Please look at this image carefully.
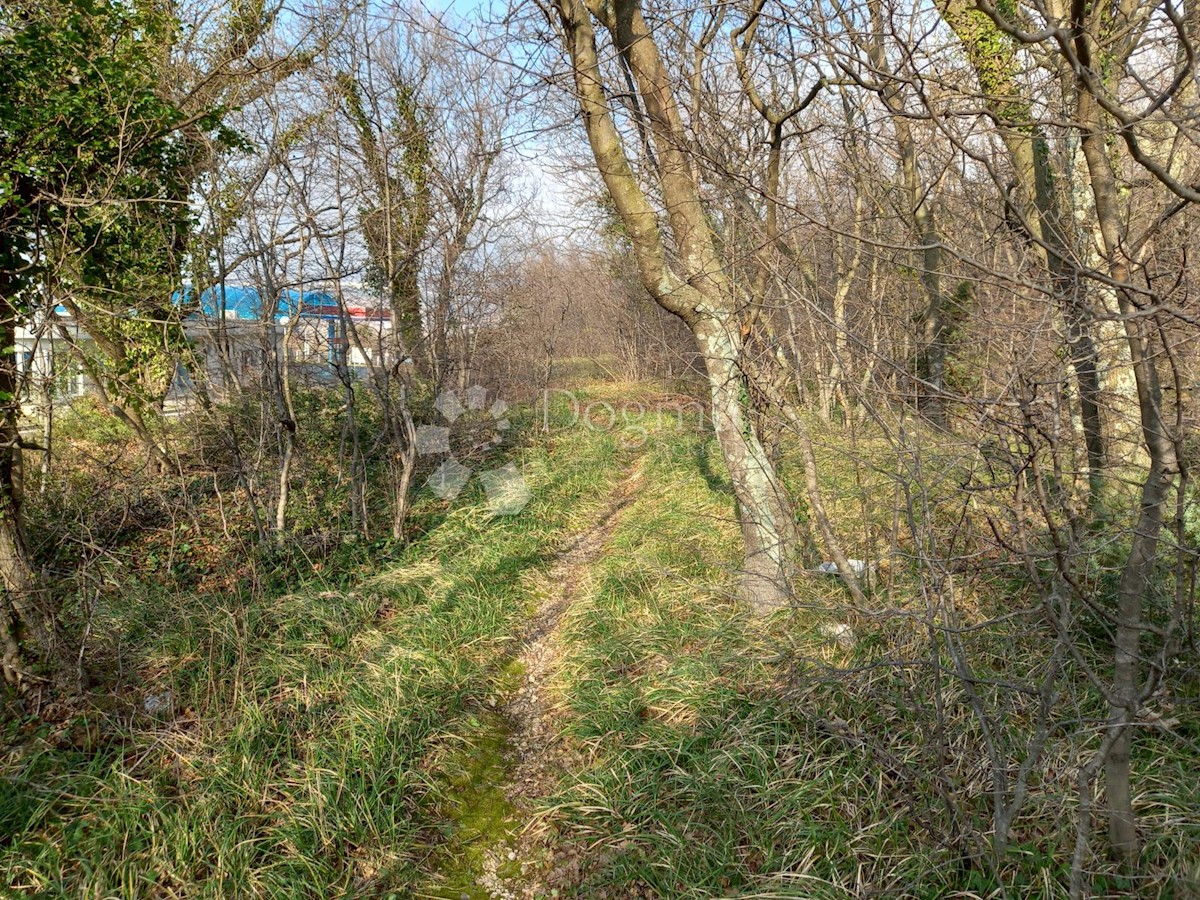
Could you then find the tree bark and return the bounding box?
[0,284,70,688]
[1076,82,1176,868]
[554,0,797,610]
[939,0,1106,488]
[863,0,947,426]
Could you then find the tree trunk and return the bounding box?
[1076,82,1177,867]
[274,426,295,539]
[272,306,300,541]
[696,322,798,610]
[390,398,417,541]
[883,83,946,426]
[939,0,1106,488]
[1002,122,1107,495]
[0,290,70,689]
[38,357,52,496]
[553,0,798,610]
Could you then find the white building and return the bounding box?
[14,286,393,411]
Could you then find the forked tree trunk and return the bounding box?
[552,0,797,610]
[940,0,1106,490]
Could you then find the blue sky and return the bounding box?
[418,0,490,17]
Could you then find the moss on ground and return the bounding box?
[0,397,625,898]
[3,383,1197,898]
[420,711,519,900]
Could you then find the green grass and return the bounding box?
[2,381,1197,898]
[541,429,944,897]
[0,405,625,898]
[536,417,1200,898]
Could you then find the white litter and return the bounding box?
[143,690,174,716]
[817,559,872,577]
[819,623,856,646]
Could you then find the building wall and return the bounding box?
[16,300,395,411]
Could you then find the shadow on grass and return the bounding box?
[693,435,733,497]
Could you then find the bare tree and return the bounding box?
[546,0,799,610]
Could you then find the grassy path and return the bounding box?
[5,386,1197,898]
[417,455,645,900]
[462,459,645,900]
[0,410,630,899]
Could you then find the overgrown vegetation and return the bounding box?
[543,417,1200,897]
[1,393,624,896]
[7,387,1195,896]
[3,0,1199,894]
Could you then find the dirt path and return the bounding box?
[473,459,645,900]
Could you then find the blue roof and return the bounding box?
[178,286,337,322]
[41,287,340,326]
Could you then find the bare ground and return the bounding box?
[476,459,645,900]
